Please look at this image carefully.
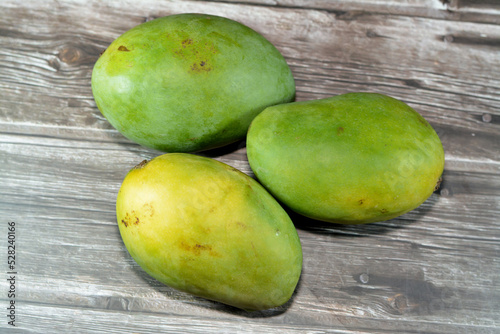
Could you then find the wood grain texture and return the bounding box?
[205,0,500,23]
[0,0,499,333]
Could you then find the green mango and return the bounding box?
[92,14,295,152]
[247,92,445,224]
[116,153,302,310]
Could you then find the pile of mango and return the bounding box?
[91,14,444,311]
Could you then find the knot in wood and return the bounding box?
[59,47,81,64]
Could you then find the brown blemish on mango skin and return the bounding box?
[134,160,149,169]
[191,60,212,72]
[180,241,220,257]
[434,176,443,192]
[235,221,248,229]
[120,211,140,227]
[118,45,131,52]
[173,37,215,72]
[120,204,154,228]
[181,38,193,47]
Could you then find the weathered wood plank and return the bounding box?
[14,302,499,334]
[0,0,499,333]
[0,131,498,332]
[201,0,500,23]
[1,0,499,171]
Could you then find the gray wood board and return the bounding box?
[0,0,499,333]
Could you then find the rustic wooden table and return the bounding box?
[1,0,499,333]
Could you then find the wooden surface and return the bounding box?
[1,0,499,333]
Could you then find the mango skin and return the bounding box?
[247,93,445,224]
[116,153,302,310]
[92,13,295,152]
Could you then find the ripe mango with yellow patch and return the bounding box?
[116,153,302,310]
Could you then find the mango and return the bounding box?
[247,92,445,224]
[91,13,295,152]
[116,153,302,310]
